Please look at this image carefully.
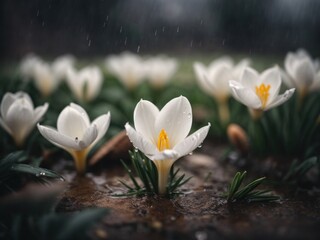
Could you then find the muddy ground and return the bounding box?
[55,141,320,240]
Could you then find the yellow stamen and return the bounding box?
[255,84,271,109]
[157,129,170,151]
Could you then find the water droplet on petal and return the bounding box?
[188,152,193,156]
[187,113,192,119]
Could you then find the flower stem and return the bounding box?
[249,108,263,121]
[154,160,173,195]
[71,149,88,175]
[217,99,230,124]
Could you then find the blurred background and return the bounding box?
[1,0,320,60]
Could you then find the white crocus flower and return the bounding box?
[37,103,110,174]
[20,54,42,81]
[284,49,320,99]
[66,66,103,102]
[0,92,48,146]
[125,96,210,195]
[194,57,250,123]
[33,61,61,97]
[20,55,75,97]
[52,55,75,80]
[145,56,178,89]
[229,67,295,119]
[105,52,146,90]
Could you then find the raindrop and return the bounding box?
[40,172,46,176]
[176,26,180,33]
[134,148,139,153]
[170,216,176,221]
[162,26,165,32]
[42,21,45,27]
[124,37,127,45]
[35,173,40,177]
[36,10,40,16]
[154,30,158,36]
[88,40,91,47]
[188,152,193,156]
[190,40,193,47]
[75,137,79,143]
[137,45,140,53]
[198,144,202,148]
[119,26,123,33]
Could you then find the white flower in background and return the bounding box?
[37,103,110,174]
[229,67,295,119]
[20,54,75,97]
[105,52,146,90]
[0,92,48,146]
[125,96,210,195]
[52,55,75,80]
[145,56,178,89]
[33,61,61,97]
[194,57,250,123]
[284,49,320,98]
[20,54,42,81]
[194,57,250,102]
[66,66,103,102]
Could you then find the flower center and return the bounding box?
[157,129,170,151]
[255,84,271,109]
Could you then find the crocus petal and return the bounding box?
[173,123,210,158]
[5,102,33,135]
[229,80,262,109]
[37,124,81,150]
[0,117,12,134]
[264,88,295,110]
[260,66,281,103]
[125,123,158,157]
[69,103,90,124]
[134,100,159,144]
[78,124,98,149]
[293,58,316,88]
[193,62,212,95]
[1,93,16,117]
[150,149,180,161]
[57,104,90,139]
[155,96,192,147]
[86,67,102,100]
[33,103,49,123]
[284,53,296,79]
[91,112,111,145]
[241,67,259,89]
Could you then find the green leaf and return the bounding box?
[11,164,63,179]
[38,208,108,240]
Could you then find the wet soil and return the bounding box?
[56,142,320,240]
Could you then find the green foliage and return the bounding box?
[0,151,63,195]
[283,156,319,182]
[248,93,320,158]
[226,171,279,203]
[0,183,108,240]
[118,150,191,197]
